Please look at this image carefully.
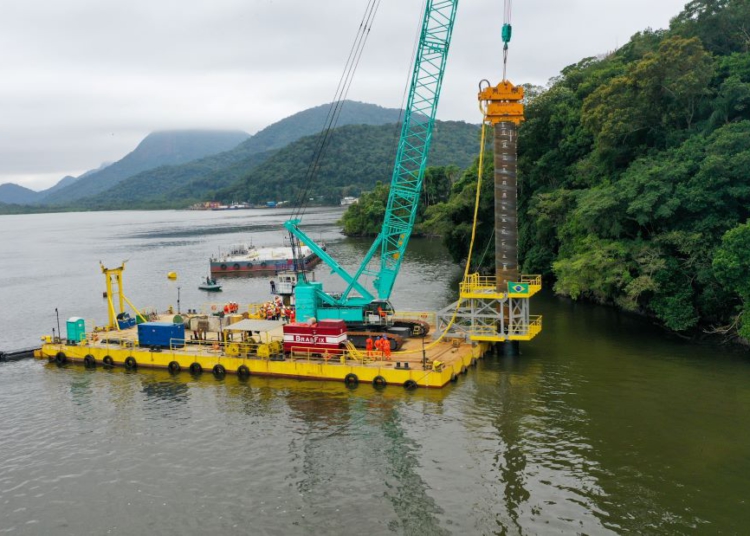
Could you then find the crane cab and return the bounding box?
[364,300,395,326]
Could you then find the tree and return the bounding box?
[713,221,750,337]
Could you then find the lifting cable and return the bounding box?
[390,0,428,174]
[392,120,490,354]
[476,228,495,269]
[502,0,513,81]
[292,0,383,220]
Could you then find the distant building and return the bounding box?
[340,196,359,206]
[189,201,222,210]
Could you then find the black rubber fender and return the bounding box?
[124,356,137,370]
[372,375,387,388]
[220,264,227,271]
[237,365,250,378]
[103,355,114,367]
[344,373,359,386]
[189,362,202,375]
[54,352,67,365]
[450,373,458,382]
[461,366,468,375]
[403,379,418,390]
[83,355,96,368]
[168,361,181,374]
[213,364,226,378]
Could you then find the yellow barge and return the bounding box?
[36,313,489,389]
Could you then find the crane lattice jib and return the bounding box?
[374,0,458,299]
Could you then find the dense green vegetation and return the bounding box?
[220,121,479,206]
[517,0,750,336]
[340,165,460,236]
[77,149,276,209]
[345,0,750,340]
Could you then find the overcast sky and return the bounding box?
[1,0,689,191]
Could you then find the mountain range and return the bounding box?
[0,161,110,205]
[40,130,251,205]
[0,101,478,212]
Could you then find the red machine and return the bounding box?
[283,320,347,356]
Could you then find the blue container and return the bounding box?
[117,312,136,330]
[137,322,185,348]
[66,317,86,342]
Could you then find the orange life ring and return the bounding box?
[212,342,220,351]
[211,304,217,311]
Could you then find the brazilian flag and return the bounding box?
[508,282,529,294]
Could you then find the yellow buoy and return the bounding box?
[167,271,177,280]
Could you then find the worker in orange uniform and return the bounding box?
[366,335,374,357]
[383,337,392,360]
[379,335,388,359]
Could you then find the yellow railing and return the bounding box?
[509,315,543,337]
[469,325,499,338]
[467,315,543,341]
[459,273,497,295]
[460,273,542,296]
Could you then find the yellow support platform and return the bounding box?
[459,273,542,300]
[467,316,543,342]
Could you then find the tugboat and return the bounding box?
[198,276,222,292]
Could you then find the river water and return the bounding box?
[1,209,749,534]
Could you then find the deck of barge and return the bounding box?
[36,314,489,389]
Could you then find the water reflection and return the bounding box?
[141,378,190,404]
[289,388,449,535]
[460,352,620,535]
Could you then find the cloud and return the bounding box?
[0,0,688,190]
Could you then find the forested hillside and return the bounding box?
[220,120,479,205]
[517,0,750,337]
[79,120,477,209]
[77,148,276,209]
[347,0,750,340]
[237,100,403,154]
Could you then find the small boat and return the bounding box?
[199,276,222,292]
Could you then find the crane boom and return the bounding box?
[372,0,459,298]
[285,0,459,323]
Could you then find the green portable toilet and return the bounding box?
[66,317,86,342]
